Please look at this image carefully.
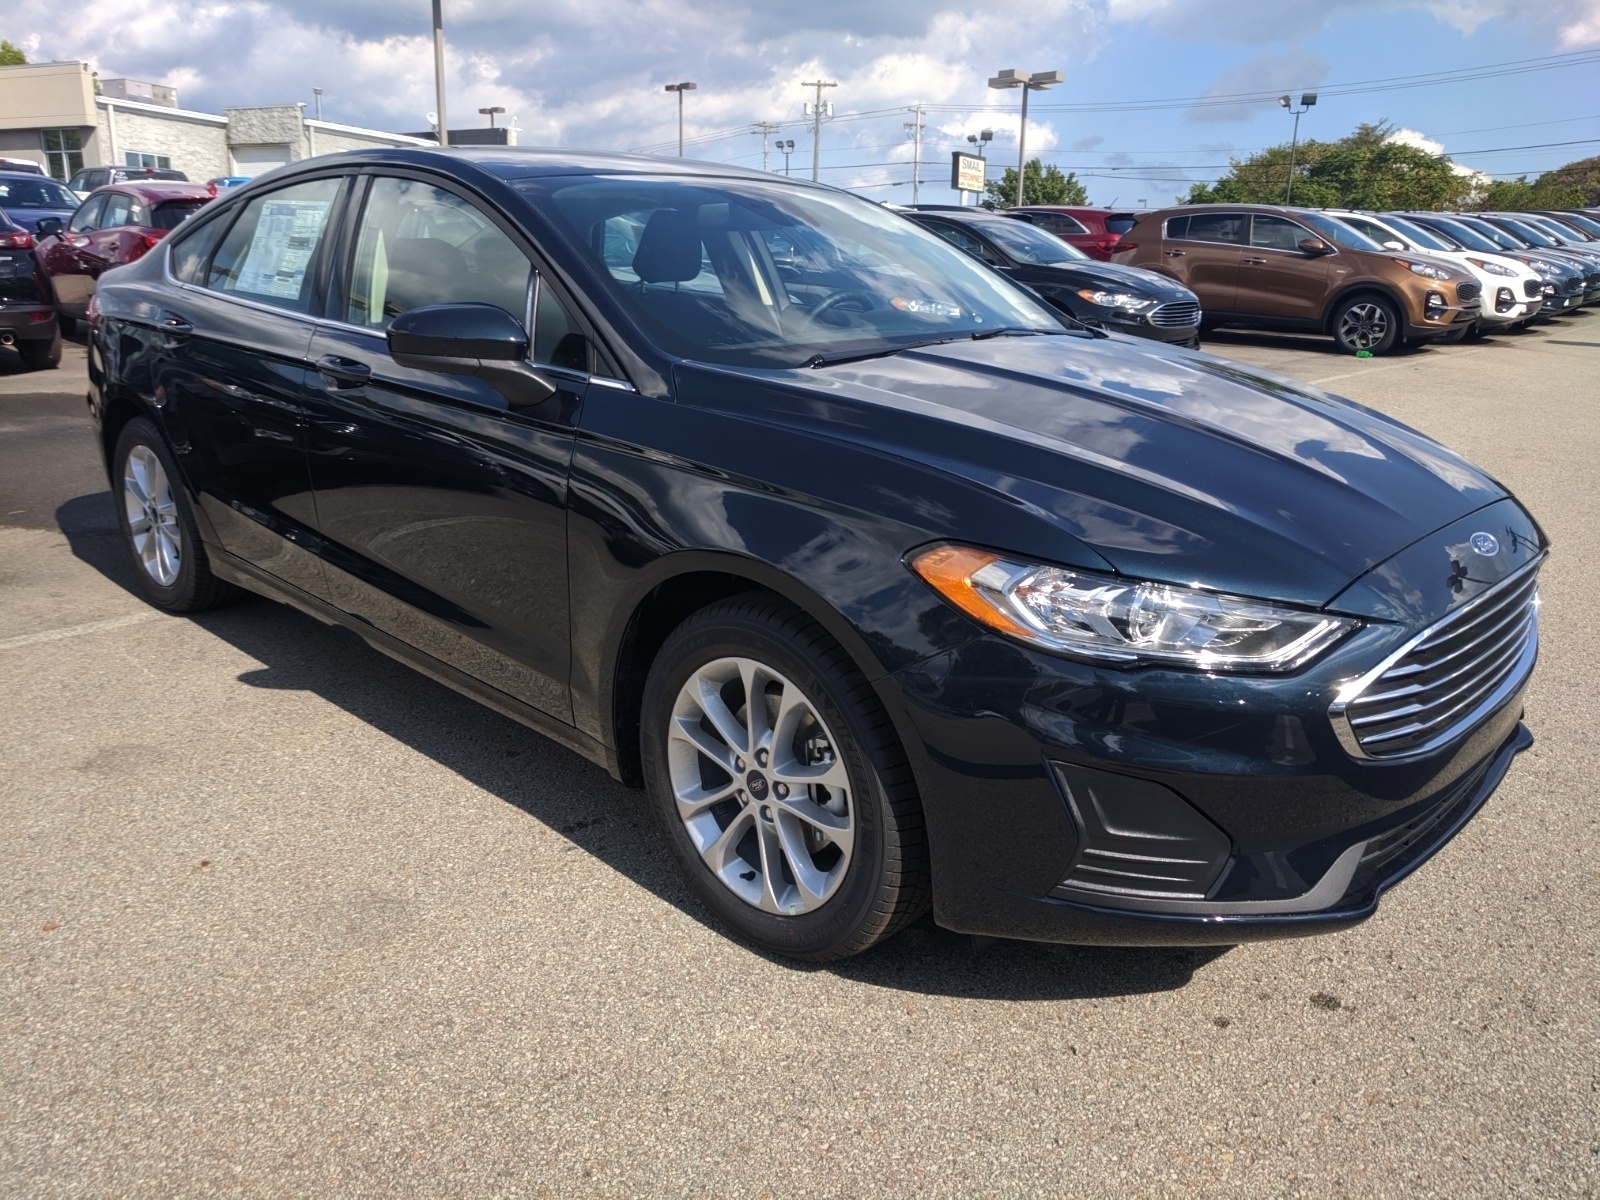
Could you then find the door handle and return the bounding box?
[158,314,193,345]
[1163,249,1186,257]
[1243,256,1267,265]
[317,355,373,388]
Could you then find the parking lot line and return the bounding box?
[0,611,160,652]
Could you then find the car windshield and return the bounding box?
[1521,215,1585,244]
[1419,217,1499,253]
[529,175,1063,368]
[1453,217,1524,251]
[0,176,79,209]
[981,218,1087,263]
[1554,212,1600,238]
[1379,215,1455,252]
[1493,217,1558,248]
[1298,211,1383,252]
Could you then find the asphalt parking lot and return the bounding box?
[3,320,1597,1197]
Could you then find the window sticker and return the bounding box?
[234,200,331,300]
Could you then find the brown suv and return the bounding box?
[1114,204,1481,354]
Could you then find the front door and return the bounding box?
[40,193,105,313]
[1239,214,1329,321]
[302,173,586,720]
[151,174,348,597]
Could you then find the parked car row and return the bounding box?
[0,168,215,367]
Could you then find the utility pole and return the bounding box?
[431,0,448,146]
[802,80,837,182]
[754,121,781,173]
[904,104,926,205]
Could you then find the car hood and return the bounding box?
[5,208,76,235]
[1021,258,1193,299]
[700,335,1506,609]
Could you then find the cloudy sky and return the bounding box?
[7,0,1599,203]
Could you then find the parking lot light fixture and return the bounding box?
[664,82,697,157]
[478,105,506,129]
[1280,91,1317,203]
[988,69,1063,208]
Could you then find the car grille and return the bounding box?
[1587,272,1600,290]
[1456,281,1482,304]
[1523,279,1542,298]
[1330,562,1540,760]
[1563,276,1584,294]
[1149,301,1200,328]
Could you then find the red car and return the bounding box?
[35,182,212,332]
[1005,206,1140,262]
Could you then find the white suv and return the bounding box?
[1326,210,1540,336]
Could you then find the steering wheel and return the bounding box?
[798,289,877,328]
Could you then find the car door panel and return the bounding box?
[1240,215,1328,321]
[300,172,581,721]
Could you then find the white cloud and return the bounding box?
[1384,126,1444,154]
[1186,49,1330,122]
[1107,0,1600,46]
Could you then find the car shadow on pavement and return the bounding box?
[56,490,1227,1001]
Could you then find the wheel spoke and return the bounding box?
[776,792,850,840]
[753,818,789,913]
[674,777,738,820]
[700,806,753,872]
[770,755,850,792]
[670,714,738,775]
[694,675,750,758]
[773,812,835,907]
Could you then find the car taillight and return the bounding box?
[140,232,162,250]
[1113,240,1137,256]
[0,230,33,249]
[1094,234,1120,253]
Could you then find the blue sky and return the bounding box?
[8,0,1598,204]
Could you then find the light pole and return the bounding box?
[312,87,323,121]
[778,139,795,177]
[1279,92,1317,203]
[479,105,505,129]
[987,68,1063,208]
[431,0,448,146]
[964,128,993,205]
[664,82,697,157]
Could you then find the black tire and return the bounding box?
[112,417,243,612]
[640,593,929,961]
[16,325,62,371]
[1330,293,1401,355]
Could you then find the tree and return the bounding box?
[984,159,1088,209]
[1537,155,1600,206]
[0,40,27,66]
[1469,157,1597,210]
[1182,120,1471,210]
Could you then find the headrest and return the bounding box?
[631,209,703,284]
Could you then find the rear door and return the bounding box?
[41,193,105,312]
[1163,212,1245,310]
[151,174,348,596]
[1239,214,1328,321]
[301,172,591,720]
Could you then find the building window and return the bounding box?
[41,129,85,182]
[124,151,173,170]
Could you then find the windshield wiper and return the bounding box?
[803,336,964,369]
[970,325,1063,340]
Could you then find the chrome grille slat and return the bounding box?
[1329,559,1541,760]
[1149,301,1200,328]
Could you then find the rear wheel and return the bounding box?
[640,594,928,961]
[1331,294,1400,355]
[112,417,242,612]
[16,325,62,371]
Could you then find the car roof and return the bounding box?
[903,208,1010,225]
[0,169,66,183]
[91,182,214,203]
[286,145,794,185]
[1012,205,1133,216]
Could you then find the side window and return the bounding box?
[1164,216,1189,240]
[67,195,106,234]
[67,171,89,192]
[532,278,590,371]
[101,193,133,228]
[926,222,990,260]
[206,176,341,314]
[347,176,532,328]
[1047,214,1089,236]
[168,215,230,285]
[1249,215,1309,252]
[1182,213,1247,245]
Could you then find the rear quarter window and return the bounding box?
[1104,216,1137,235]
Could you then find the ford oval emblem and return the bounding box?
[1470,532,1500,557]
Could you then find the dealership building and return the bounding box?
[0,60,446,182]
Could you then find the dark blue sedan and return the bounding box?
[0,171,80,237]
[82,149,1542,960]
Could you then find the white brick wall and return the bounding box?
[95,103,229,180]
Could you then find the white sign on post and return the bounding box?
[950,152,987,195]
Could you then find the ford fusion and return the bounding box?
[84,149,1543,960]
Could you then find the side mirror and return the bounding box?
[36,217,63,238]
[387,303,556,408]
[1297,237,1332,256]
[1382,240,1405,251]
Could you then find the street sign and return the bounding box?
[951,152,986,194]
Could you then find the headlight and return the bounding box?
[1397,258,1451,281]
[1466,256,1516,277]
[1076,288,1156,312]
[1525,257,1562,278]
[909,544,1358,672]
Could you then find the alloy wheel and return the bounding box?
[667,656,854,916]
[1338,302,1389,351]
[123,444,181,587]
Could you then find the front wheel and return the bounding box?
[640,594,929,961]
[1331,294,1400,355]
